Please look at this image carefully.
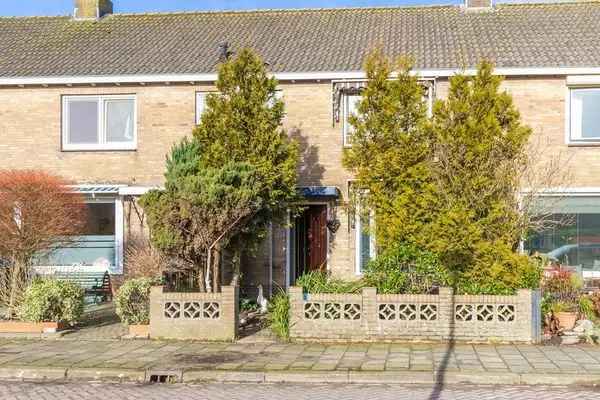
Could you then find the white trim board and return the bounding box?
[3,67,600,86]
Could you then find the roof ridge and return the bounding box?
[110,4,458,17]
[0,1,598,19]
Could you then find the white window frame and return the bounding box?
[566,86,600,145]
[62,94,137,151]
[343,94,360,147]
[340,80,434,148]
[524,187,600,279]
[195,91,210,125]
[82,196,124,274]
[355,201,376,276]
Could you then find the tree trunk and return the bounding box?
[5,258,27,320]
[212,246,221,293]
[230,248,241,287]
[196,262,206,293]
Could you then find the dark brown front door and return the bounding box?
[294,204,328,279]
[307,205,327,271]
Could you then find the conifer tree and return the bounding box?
[193,48,299,249]
[342,49,436,250]
[427,61,540,293]
[141,49,299,292]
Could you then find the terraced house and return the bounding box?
[1,0,600,295]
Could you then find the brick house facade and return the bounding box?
[1,0,600,296]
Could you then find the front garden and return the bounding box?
[0,49,597,345]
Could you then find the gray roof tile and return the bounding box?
[0,2,599,77]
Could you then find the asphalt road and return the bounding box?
[0,382,598,400]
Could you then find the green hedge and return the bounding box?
[115,278,154,325]
[18,279,85,324]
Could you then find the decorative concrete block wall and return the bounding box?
[289,287,541,343]
[149,286,238,341]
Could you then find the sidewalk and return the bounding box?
[0,339,599,386]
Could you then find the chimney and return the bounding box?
[464,0,494,10]
[73,0,113,20]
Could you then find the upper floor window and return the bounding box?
[195,92,208,125]
[62,95,136,151]
[343,95,361,147]
[569,88,600,143]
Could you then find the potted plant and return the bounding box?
[542,270,584,331]
[115,278,154,338]
[550,301,578,330]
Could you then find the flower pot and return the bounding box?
[129,324,150,338]
[555,312,578,330]
[0,321,64,333]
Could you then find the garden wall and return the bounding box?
[149,285,238,341]
[289,287,541,343]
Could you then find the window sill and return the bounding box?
[567,141,600,147]
[62,145,137,152]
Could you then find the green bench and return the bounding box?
[53,271,113,303]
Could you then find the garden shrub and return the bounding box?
[363,244,450,294]
[590,292,600,318]
[542,270,581,303]
[267,290,290,340]
[455,243,543,295]
[296,271,364,294]
[541,270,583,313]
[115,278,154,325]
[18,279,84,324]
[578,296,596,320]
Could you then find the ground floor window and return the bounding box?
[36,195,123,273]
[525,195,600,275]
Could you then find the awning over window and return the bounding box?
[332,79,435,125]
[299,186,340,199]
[70,185,123,195]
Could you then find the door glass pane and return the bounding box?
[68,99,98,144]
[105,99,134,143]
[572,89,600,139]
[359,214,372,271]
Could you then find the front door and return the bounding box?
[293,204,328,280]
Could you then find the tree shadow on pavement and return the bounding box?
[428,284,456,400]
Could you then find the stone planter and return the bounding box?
[555,312,578,330]
[128,324,150,338]
[0,321,64,334]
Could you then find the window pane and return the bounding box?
[526,196,600,271]
[359,214,372,271]
[196,92,207,124]
[105,99,134,143]
[572,89,600,140]
[68,100,98,144]
[344,95,360,145]
[83,203,115,235]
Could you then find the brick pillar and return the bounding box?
[516,289,537,343]
[148,286,164,339]
[361,287,377,337]
[438,287,454,341]
[288,286,304,338]
[221,285,239,340]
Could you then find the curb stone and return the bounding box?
[265,371,349,384]
[0,367,67,380]
[67,368,146,383]
[0,366,597,386]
